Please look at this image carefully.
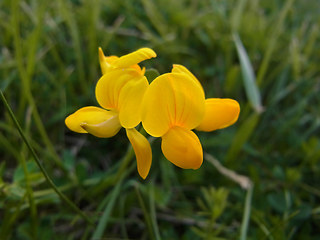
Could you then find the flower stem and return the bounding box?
[0,90,93,225]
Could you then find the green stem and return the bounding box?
[20,154,38,239]
[149,183,161,240]
[87,146,134,198]
[135,184,156,240]
[0,90,93,225]
[240,184,254,240]
[11,0,65,171]
[91,141,138,239]
[114,146,135,181]
[91,176,124,240]
[0,193,27,240]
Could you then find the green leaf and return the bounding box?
[226,113,260,163]
[62,150,75,172]
[294,204,312,221]
[13,161,38,184]
[233,33,263,113]
[267,192,286,213]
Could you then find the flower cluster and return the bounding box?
[65,48,240,179]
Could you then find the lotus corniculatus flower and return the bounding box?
[65,48,157,179]
[141,64,240,170]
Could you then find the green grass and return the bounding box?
[1,0,320,239]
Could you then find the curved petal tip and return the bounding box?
[196,98,240,132]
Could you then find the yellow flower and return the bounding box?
[99,47,154,75]
[141,64,240,170]
[65,48,157,179]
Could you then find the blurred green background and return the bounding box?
[1,0,320,239]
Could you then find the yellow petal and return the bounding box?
[105,56,119,65]
[196,98,240,132]
[99,47,108,74]
[95,68,142,111]
[126,128,152,179]
[112,48,157,69]
[171,64,204,93]
[65,107,121,137]
[99,47,119,75]
[128,63,144,74]
[80,118,121,138]
[118,76,149,128]
[141,73,205,137]
[161,126,203,169]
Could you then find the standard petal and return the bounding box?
[161,127,203,169]
[141,73,205,137]
[118,76,149,128]
[171,64,204,93]
[126,128,152,179]
[95,68,142,111]
[65,106,121,137]
[196,98,240,132]
[112,48,157,69]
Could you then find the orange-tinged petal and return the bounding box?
[126,128,152,179]
[118,76,149,128]
[196,98,240,132]
[65,107,121,137]
[128,64,144,74]
[141,73,205,137]
[161,126,203,169]
[95,68,142,111]
[112,48,157,69]
[172,64,204,93]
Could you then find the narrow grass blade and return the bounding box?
[85,0,101,81]
[230,0,248,31]
[0,193,27,239]
[91,179,123,240]
[135,183,157,240]
[256,0,295,85]
[149,184,161,240]
[91,146,137,239]
[11,0,64,170]
[20,155,38,239]
[0,90,93,225]
[226,112,260,163]
[141,0,168,37]
[57,0,86,93]
[240,184,254,240]
[233,33,263,113]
